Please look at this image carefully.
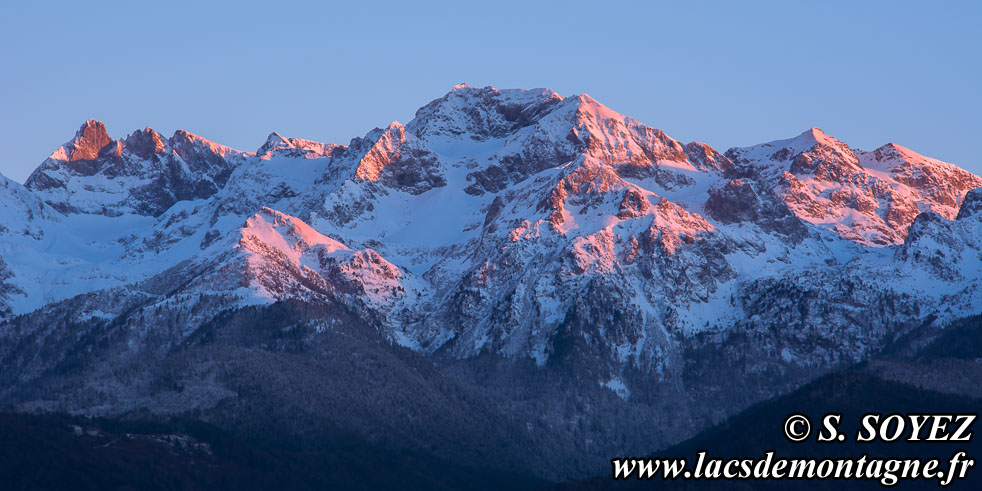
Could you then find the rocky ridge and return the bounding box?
[0,85,980,479]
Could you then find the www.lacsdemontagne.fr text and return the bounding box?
[612,450,973,486]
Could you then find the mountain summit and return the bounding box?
[0,85,980,480]
[24,121,248,216]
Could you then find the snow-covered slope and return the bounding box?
[1,85,980,396]
[0,171,54,240]
[0,172,58,316]
[2,86,982,480]
[0,172,159,317]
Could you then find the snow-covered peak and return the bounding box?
[569,93,625,121]
[408,85,564,140]
[3,86,982,387]
[725,126,981,246]
[121,127,169,159]
[563,94,694,170]
[256,132,344,160]
[169,129,247,160]
[860,141,976,179]
[337,121,447,195]
[353,122,407,182]
[24,122,249,217]
[774,127,840,152]
[729,126,858,174]
[684,142,734,172]
[405,86,724,179]
[261,132,290,149]
[383,86,731,198]
[868,142,917,165]
[797,127,836,147]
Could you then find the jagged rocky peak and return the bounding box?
[261,131,289,145]
[61,119,114,161]
[24,120,121,191]
[121,127,168,160]
[26,120,117,191]
[411,85,725,174]
[408,84,565,139]
[346,121,445,195]
[257,132,292,155]
[409,85,735,198]
[684,142,733,172]
[543,92,730,177]
[24,120,249,217]
[168,129,244,162]
[723,126,982,246]
[786,127,860,178]
[864,141,943,171]
[256,132,344,159]
[727,126,858,173]
[565,94,690,169]
[869,142,912,163]
[354,122,407,181]
[859,142,982,211]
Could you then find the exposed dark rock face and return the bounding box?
[684,141,733,172]
[121,127,168,160]
[956,187,982,220]
[617,189,650,219]
[705,178,808,240]
[347,123,447,195]
[705,179,760,223]
[65,119,114,162]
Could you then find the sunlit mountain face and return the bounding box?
[1,85,981,486]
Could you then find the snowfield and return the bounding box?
[1,84,981,389]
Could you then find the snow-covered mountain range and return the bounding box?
[1,85,980,478]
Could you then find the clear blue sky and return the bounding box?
[1,0,979,182]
